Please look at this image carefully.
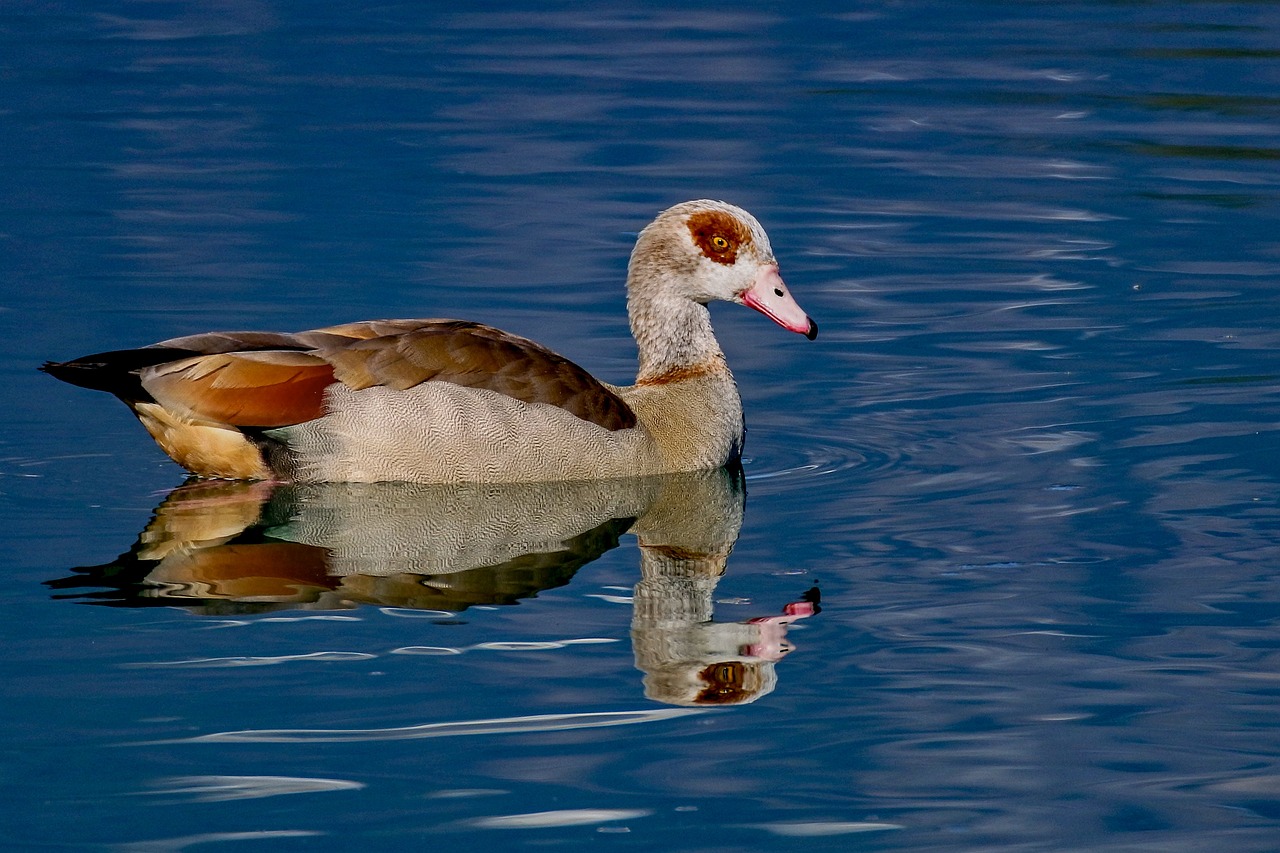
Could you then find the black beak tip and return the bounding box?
[805,318,818,341]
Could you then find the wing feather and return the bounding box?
[49,319,636,433]
[142,351,335,427]
[314,321,637,430]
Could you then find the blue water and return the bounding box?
[4,1,1280,850]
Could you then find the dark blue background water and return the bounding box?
[3,2,1279,850]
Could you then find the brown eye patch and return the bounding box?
[687,210,751,265]
[694,660,750,705]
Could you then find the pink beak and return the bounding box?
[740,265,818,340]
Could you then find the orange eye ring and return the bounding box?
[710,235,731,251]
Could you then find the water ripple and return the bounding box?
[743,820,904,837]
[467,808,652,829]
[744,427,887,494]
[125,652,375,669]
[113,831,321,853]
[169,708,706,744]
[143,775,363,803]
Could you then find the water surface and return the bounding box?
[3,1,1279,850]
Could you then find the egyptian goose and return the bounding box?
[41,200,817,483]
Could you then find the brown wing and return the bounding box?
[141,351,336,427]
[48,319,636,433]
[312,320,637,431]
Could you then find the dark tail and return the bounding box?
[40,347,199,399]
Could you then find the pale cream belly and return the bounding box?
[270,382,664,484]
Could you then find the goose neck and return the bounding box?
[628,286,726,384]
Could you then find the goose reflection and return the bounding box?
[49,467,817,705]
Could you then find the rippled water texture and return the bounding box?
[3,2,1280,850]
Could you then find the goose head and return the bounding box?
[627,200,818,342]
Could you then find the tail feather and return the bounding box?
[39,346,200,399]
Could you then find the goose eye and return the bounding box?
[687,212,746,265]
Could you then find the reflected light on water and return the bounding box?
[143,775,364,803]
[743,820,904,837]
[173,708,707,745]
[111,831,322,853]
[466,808,652,829]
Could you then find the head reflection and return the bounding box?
[631,532,819,706]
